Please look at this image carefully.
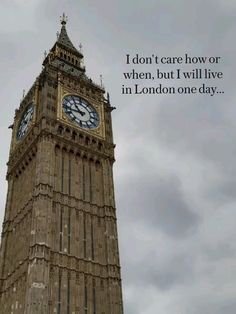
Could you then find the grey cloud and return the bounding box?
[129,250,195,291]
[118,173,200,238]
[206,178,236,206]
[186,298,236,314]
[203,242,236,261]
[147,254,195,290]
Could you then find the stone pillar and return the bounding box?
[25,136,55,314]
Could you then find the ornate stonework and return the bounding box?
[0,16,123,314]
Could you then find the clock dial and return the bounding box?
[16,103,34,141]
[62,95,99,129]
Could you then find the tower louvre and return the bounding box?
[0,16,123,314]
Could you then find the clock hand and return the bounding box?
[64,104,84,116]
[77,109,85,116]
[73,103,86,116]
[69,106,86,116]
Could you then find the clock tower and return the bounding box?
[0,15,123,314]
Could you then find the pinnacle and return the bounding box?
[60,12,68,25]
[56,13,80,54]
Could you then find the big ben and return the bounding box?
[0,14,123,314]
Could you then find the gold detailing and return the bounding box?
[57,85,105,139]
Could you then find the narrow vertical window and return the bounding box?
[83,164,85,200]
[61,153,64,193]
[91,218,94,260]
[84,282,88,314]
[93,279,96,314]
[105,226,108,263]
[48,269,52,313]
[57,271,62,314]
[68,208,71,254]
[76,211,79,256]
[68,156,72,255]
[89,162,92,202]
[83,213,87,259]
[67,273,70,314]
[76,274,80,312]
[59,206,63,252]
[68,157,71,195]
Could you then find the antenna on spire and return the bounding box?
[60,13,68,25]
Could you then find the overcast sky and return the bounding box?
[1,1,236,313]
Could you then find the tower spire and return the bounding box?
[60,12,68,25]
[56,13,79,54]
[43,12,86,72]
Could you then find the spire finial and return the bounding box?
[60,13,68,25]
[100,75,104,88]
[79,43,83,53]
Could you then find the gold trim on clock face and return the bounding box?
[62,95,100,130]
[16,103,34,141]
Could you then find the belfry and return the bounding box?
[0,14,123,314]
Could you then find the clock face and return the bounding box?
[62,95,99,129]
[16,103,34,141]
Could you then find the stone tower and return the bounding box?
[0,14,123,314]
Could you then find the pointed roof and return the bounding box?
[42,14,104,93]
[55,13,83,57]
[57,24,78,53]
